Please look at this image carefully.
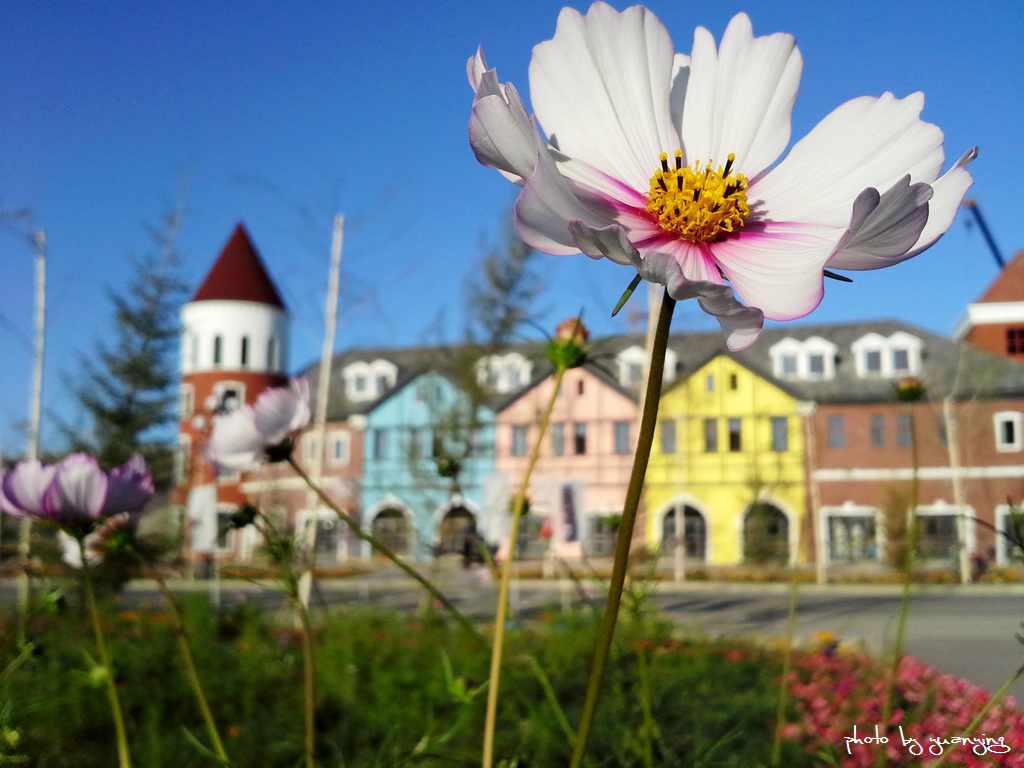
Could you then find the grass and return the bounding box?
[1,589,816,768]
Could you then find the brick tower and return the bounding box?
[176,223,289,565]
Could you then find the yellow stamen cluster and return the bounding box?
[646,150,749,240]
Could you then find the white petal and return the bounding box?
[529,2,680,192]
[514,148,618,256]
[1,460,56,515]
[754,92,944,227]
[629,246,764,349]
[903,147,976,259]
[254,378,311,445]
[567,220,638,265]
[205,407,265,472]
[468,49,544,183]
[826,176,932,269]
[681,13,802,177]
[712,225,837,321]
[45,454,107,520]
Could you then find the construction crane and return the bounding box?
[961,198,1005,269]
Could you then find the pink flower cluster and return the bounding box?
[781,649,1024,766]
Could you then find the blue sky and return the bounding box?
[1,0,1021,455]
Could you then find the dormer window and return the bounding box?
[616,345,678,387]
[344,359,398,402]
[892,348,910,373]
[865,350,882,374]
[852,332,922,379]
[769,336,837,380]
[474,353,533,394]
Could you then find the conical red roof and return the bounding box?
[190,223,286,309]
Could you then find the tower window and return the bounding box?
[240,337,249,368]
[213,335,223,366]
[267,337,278,370]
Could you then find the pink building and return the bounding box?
[495,362,638,557]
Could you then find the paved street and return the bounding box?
[5,569,1024,698]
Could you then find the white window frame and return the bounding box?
[328,430,351,465]
[994,411,1024,452]
[179,383,195,420]
[852,331,922,378]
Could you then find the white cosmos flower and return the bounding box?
[204,377,311,473]
[468,3,975,350]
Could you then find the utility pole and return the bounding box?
[299,214,344,609]
[17,229,46,620]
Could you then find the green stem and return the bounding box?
[80,541,133,768]
[148,567,230,765]
[294,586,317,768]
[482,365,566,768]
[931,663,1024,768]
[637,644,657,768]
[875,411,920,767]
[568,291,675,768]
[287,457,485,645]
[258,514,317,768]
[770,578,801,766]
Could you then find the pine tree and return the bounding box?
[65,206,188,491]
[464,216,540,352]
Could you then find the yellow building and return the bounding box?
[645,354,807,566]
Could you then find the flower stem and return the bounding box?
[482,365,566,768]
[568,291,675,768]
[80,541,133,768]
[770,577,801,766]
[875,411,920,768]
[148,566,230,765]
[286,457,485,645]
[258,512,317,768]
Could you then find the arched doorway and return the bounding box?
[661,506,707,562]
[371,508,411,556]
[743,501,789,564]
[436,505,476,556]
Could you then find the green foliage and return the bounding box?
[0,599,817,768]
[63,204,189,491]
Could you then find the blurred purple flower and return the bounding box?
[203,377,311,473]
[1,453,153,537]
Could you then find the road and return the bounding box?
[5,569,1024,698]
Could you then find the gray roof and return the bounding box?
[298,319,1024,421]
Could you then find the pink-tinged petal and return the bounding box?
[712,225,837,321]
[102,454,154,515]
[43,454,107,521]
[753,92,944,227]
[826,176,932,269]
[254,377,311,445]
[529,2,680,192]
[514,148,618,256]
[567,220,641,265]
[681,13,801,177]
[0,460,57,516]
[628,247,764,350]
[902,147,976,259]
[205,406,264,473]
[468,48,543,184]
